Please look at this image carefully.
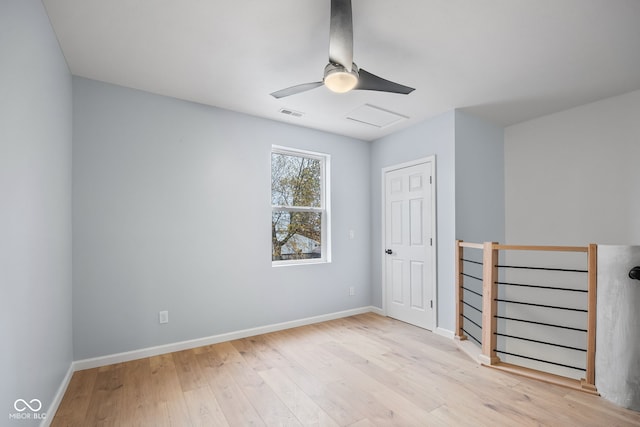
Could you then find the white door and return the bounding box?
[384,159,435,330]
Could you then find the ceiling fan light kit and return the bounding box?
[324,62,359,93]
[270,0,415,98]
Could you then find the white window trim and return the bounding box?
[271,145,331,266]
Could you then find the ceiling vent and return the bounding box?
[346,104,408,128]
[279,108,304,118]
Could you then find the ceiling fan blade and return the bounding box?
[270,82,324,99]
[329,0,353,71]
[355,69,415,94]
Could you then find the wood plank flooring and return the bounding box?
[51,313,640,426]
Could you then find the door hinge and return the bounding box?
[430,238,433,246]
[430,176,432,184]
[430,300,433,309]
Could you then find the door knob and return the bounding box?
[385,249,393,255]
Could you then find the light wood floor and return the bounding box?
[51,313,640,426]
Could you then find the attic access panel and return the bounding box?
[346,104,408,128]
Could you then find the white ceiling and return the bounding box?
[42,0,640,141]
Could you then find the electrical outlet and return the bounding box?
[349,229,355,240]
[349,286,355,296]
[159,310,169,324]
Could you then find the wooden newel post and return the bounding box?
[582,243,598,393]
[479,242,500,365]
[455,240,466,341]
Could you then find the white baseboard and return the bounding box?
[73,306,378,371]
[41,363,74,427]
[369,306,385,316]
[456,338,483,364]
[434,326,455,339]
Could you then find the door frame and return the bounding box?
[381,156,437,330]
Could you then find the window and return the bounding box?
[271,146,330,265]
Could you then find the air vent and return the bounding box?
[279,108,304,118]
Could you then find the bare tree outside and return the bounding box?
[271,151,323,261]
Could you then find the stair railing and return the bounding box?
[455,240,598,394]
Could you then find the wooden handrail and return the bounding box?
[458,241,484,249]
[493,244,587,252]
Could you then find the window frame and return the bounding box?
[271,145,331,266]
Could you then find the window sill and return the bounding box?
[272,259,331,267]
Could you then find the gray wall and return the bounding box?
[72,77,371,359]
[370,111,505,334]
[370,111,456,332]
[0,0,73,423]
[454,111,505,244]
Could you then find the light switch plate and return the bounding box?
[159,310,169,324]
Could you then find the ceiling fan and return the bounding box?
[270,0,415,99]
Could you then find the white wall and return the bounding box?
[503,89,640,378]
[72,77,371,359]
[0,0,73,423]
[505,89,640,245]
[370,111,456,331]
